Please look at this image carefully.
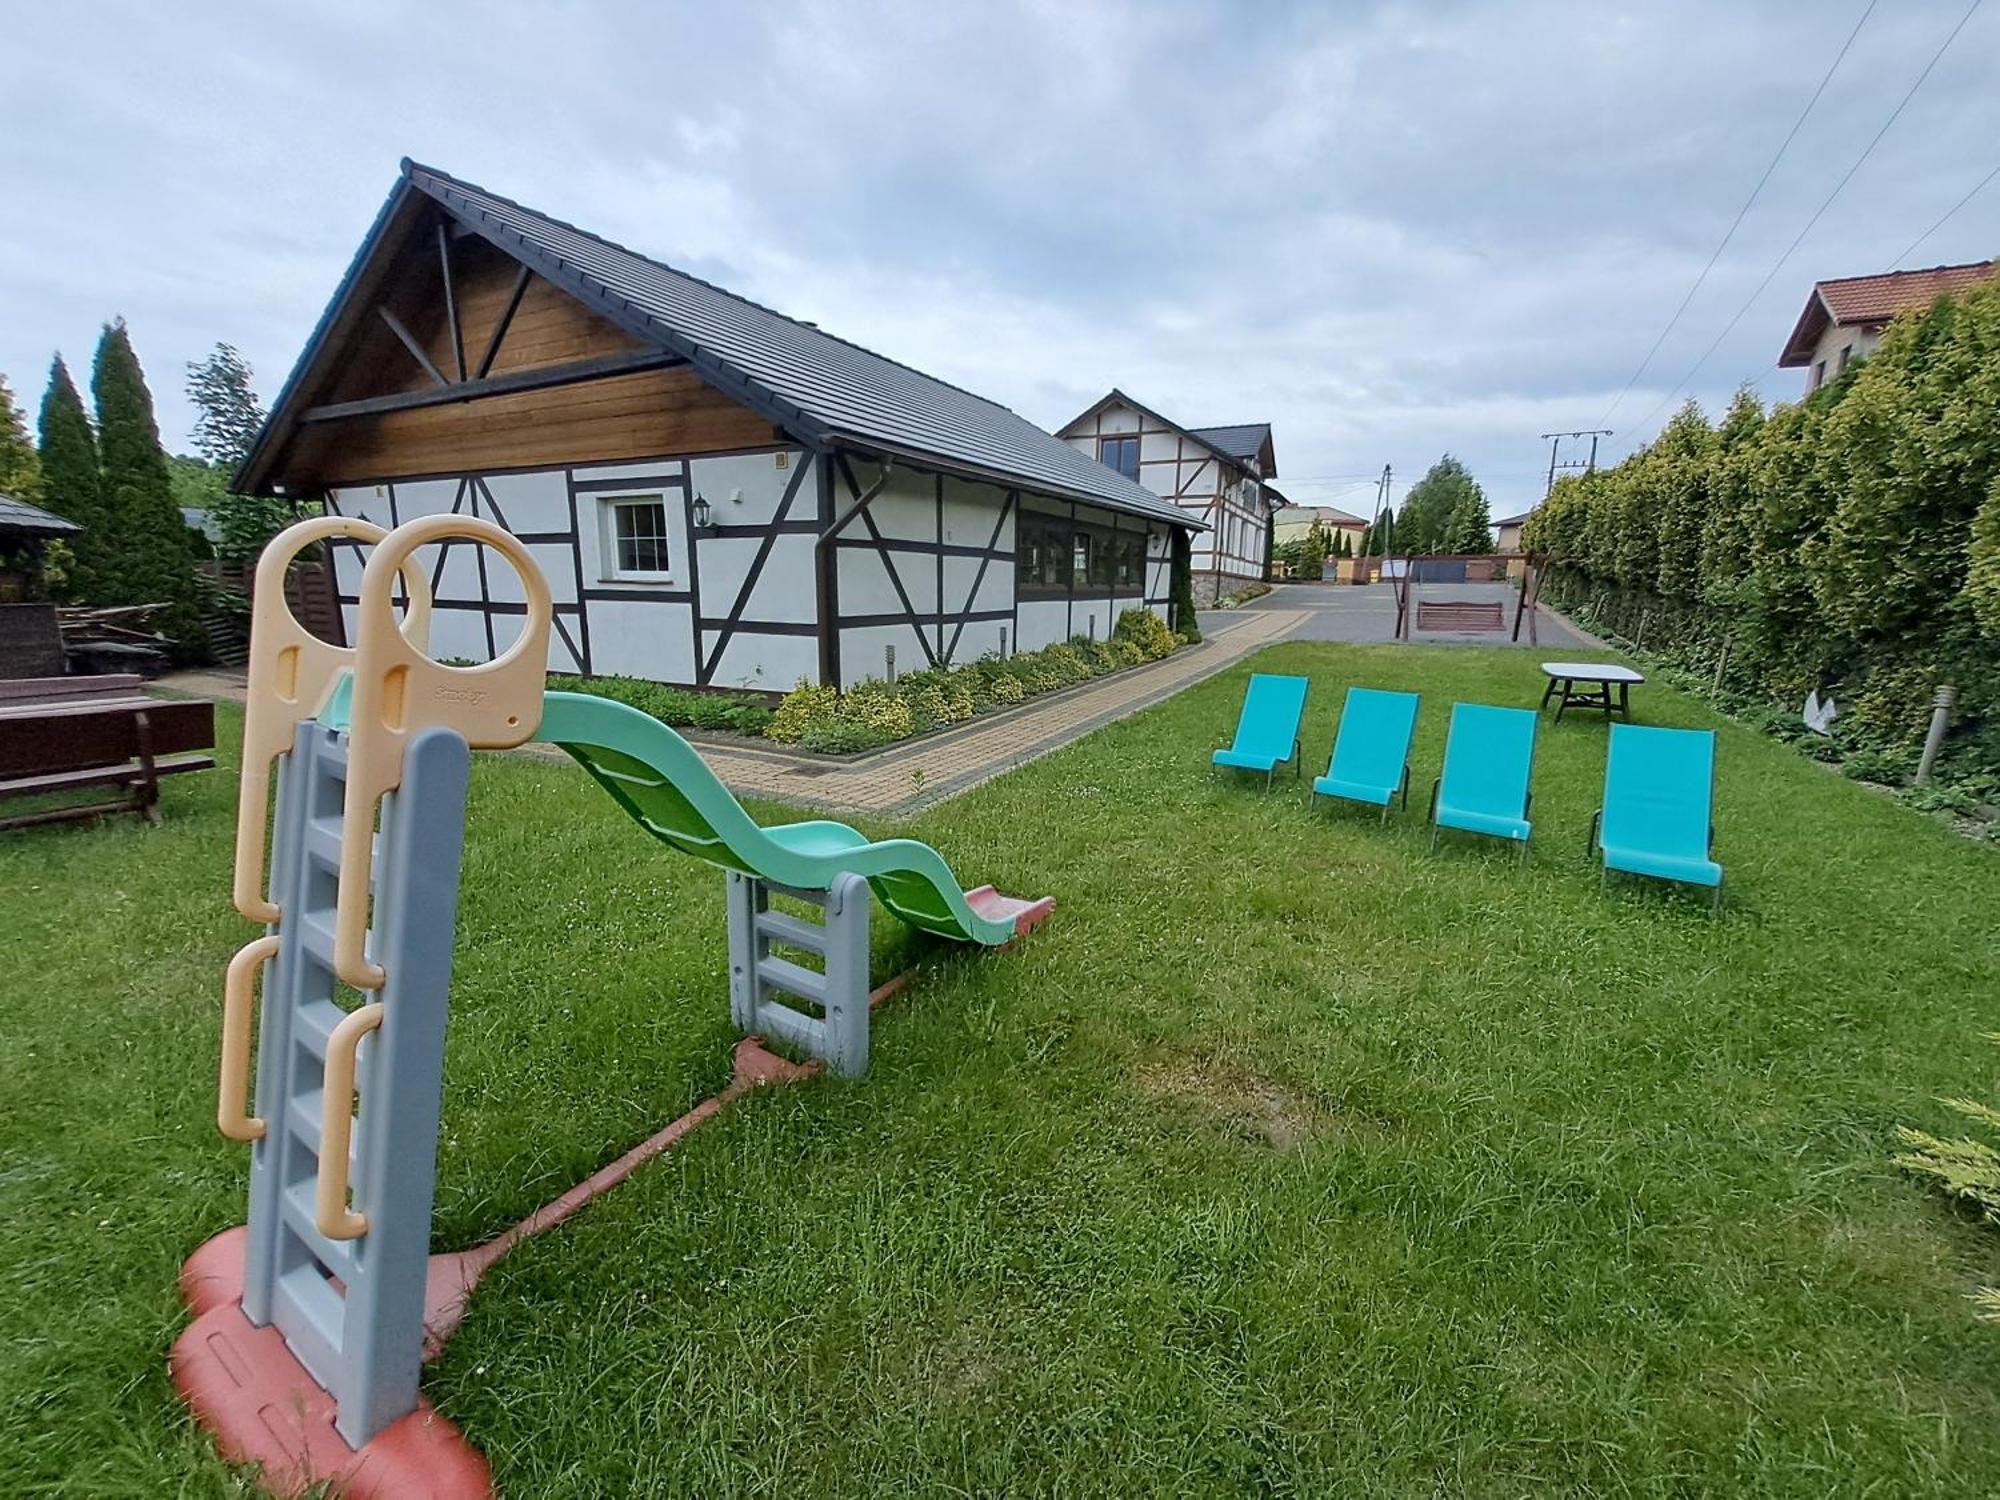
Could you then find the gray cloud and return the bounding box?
[4,0,1995,516]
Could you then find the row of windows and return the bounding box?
[594,494,1154,597]
[1018,513,1149,596]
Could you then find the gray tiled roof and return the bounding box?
[401,163,1199,530]
[1187,423,1272,464]
[0,493,81,537]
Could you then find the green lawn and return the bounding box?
[4,642,1999,1496]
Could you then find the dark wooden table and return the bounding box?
[0,675,215,829]
[1539,661,1644,721]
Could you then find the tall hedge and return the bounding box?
[1526,278,2000,772]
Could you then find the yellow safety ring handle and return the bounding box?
[234,516,433,924]
[218,936,280,1142]
[316,1002,384,1240]
[333,515,552,991]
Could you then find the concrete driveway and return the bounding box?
[1229,581,1596,648]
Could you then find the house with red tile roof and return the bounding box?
[1779,260,1996,391]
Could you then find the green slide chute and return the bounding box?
[536,692,1046,946]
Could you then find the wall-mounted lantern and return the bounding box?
[692,493,714,529]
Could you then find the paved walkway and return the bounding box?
[536,608,1303,815]
[156,610,1302,818]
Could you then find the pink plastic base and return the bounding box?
[964,885,1056,937]
[171,1293,490,1499]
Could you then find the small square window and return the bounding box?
[600,495,672,582]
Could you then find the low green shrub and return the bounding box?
[548,674,775,736]
[1113,607,1181,660]
[765,681,838,744]
[797,718,893,754]
[1841,746,1914,785]
[1897,1038,2000,1322]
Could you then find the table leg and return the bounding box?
[1540,677,1558,710]
[1555,680,1569,723]
[1619,681,1631,717]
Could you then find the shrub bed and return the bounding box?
[546,610,1186,754]
[767,607,1186,754]
[546,674,775,737]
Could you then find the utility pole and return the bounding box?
[1364,464,1392,562]
[1540,429,1612,496]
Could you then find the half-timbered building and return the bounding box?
[1055,391,1280,605]
[237,161,1199,692]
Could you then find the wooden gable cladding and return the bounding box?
[290,364,782,485]
[315,230,649,407]
[267,213,781,488]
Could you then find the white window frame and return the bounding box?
[596,493,674,585]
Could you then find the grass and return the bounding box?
[3,642,2000,1495]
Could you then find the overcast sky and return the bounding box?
[4,0,1996,520]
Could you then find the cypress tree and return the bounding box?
[0,376,41,502]
[1169,528,1201,641]
[91,320,200,647]
[37,356,110,598]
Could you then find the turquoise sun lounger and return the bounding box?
[1591,723,1723,906]
[1430,703,1537,855]
[1211,673,1309,786]
[1312,687,1419,821]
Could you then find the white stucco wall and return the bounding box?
[329,444,1177,695]
[327,447,817,692]
[1805,323,1880,390]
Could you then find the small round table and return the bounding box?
[1539,661,1644,721]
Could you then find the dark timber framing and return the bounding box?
[298,350,683,424]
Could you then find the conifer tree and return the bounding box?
[1445,488,1494,554]
[91,320,199,644]
[0,377,41,503]
[37,356,110,597]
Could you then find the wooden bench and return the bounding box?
[0,676,216,830]
[1416,599,1506,632]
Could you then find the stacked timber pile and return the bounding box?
[56,603,172,673]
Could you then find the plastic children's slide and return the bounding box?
[315,679,1044,945]
[178,514,1051,1498]
[535,690,1049,945]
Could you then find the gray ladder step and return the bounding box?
[753,906,827,955]
[755,953,827,1005]
[292,996,346,1061]
[304,818,379,879]
[295,913,377,977]
[281,1179,359,1283]
[314,736,348,779]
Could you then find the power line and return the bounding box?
[1895,158,2000,263]
[1598,0,1878,427]
[1626,0,1984,440]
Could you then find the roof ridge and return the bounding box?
[401,158,1016,417]
[1817,259,1996,286]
